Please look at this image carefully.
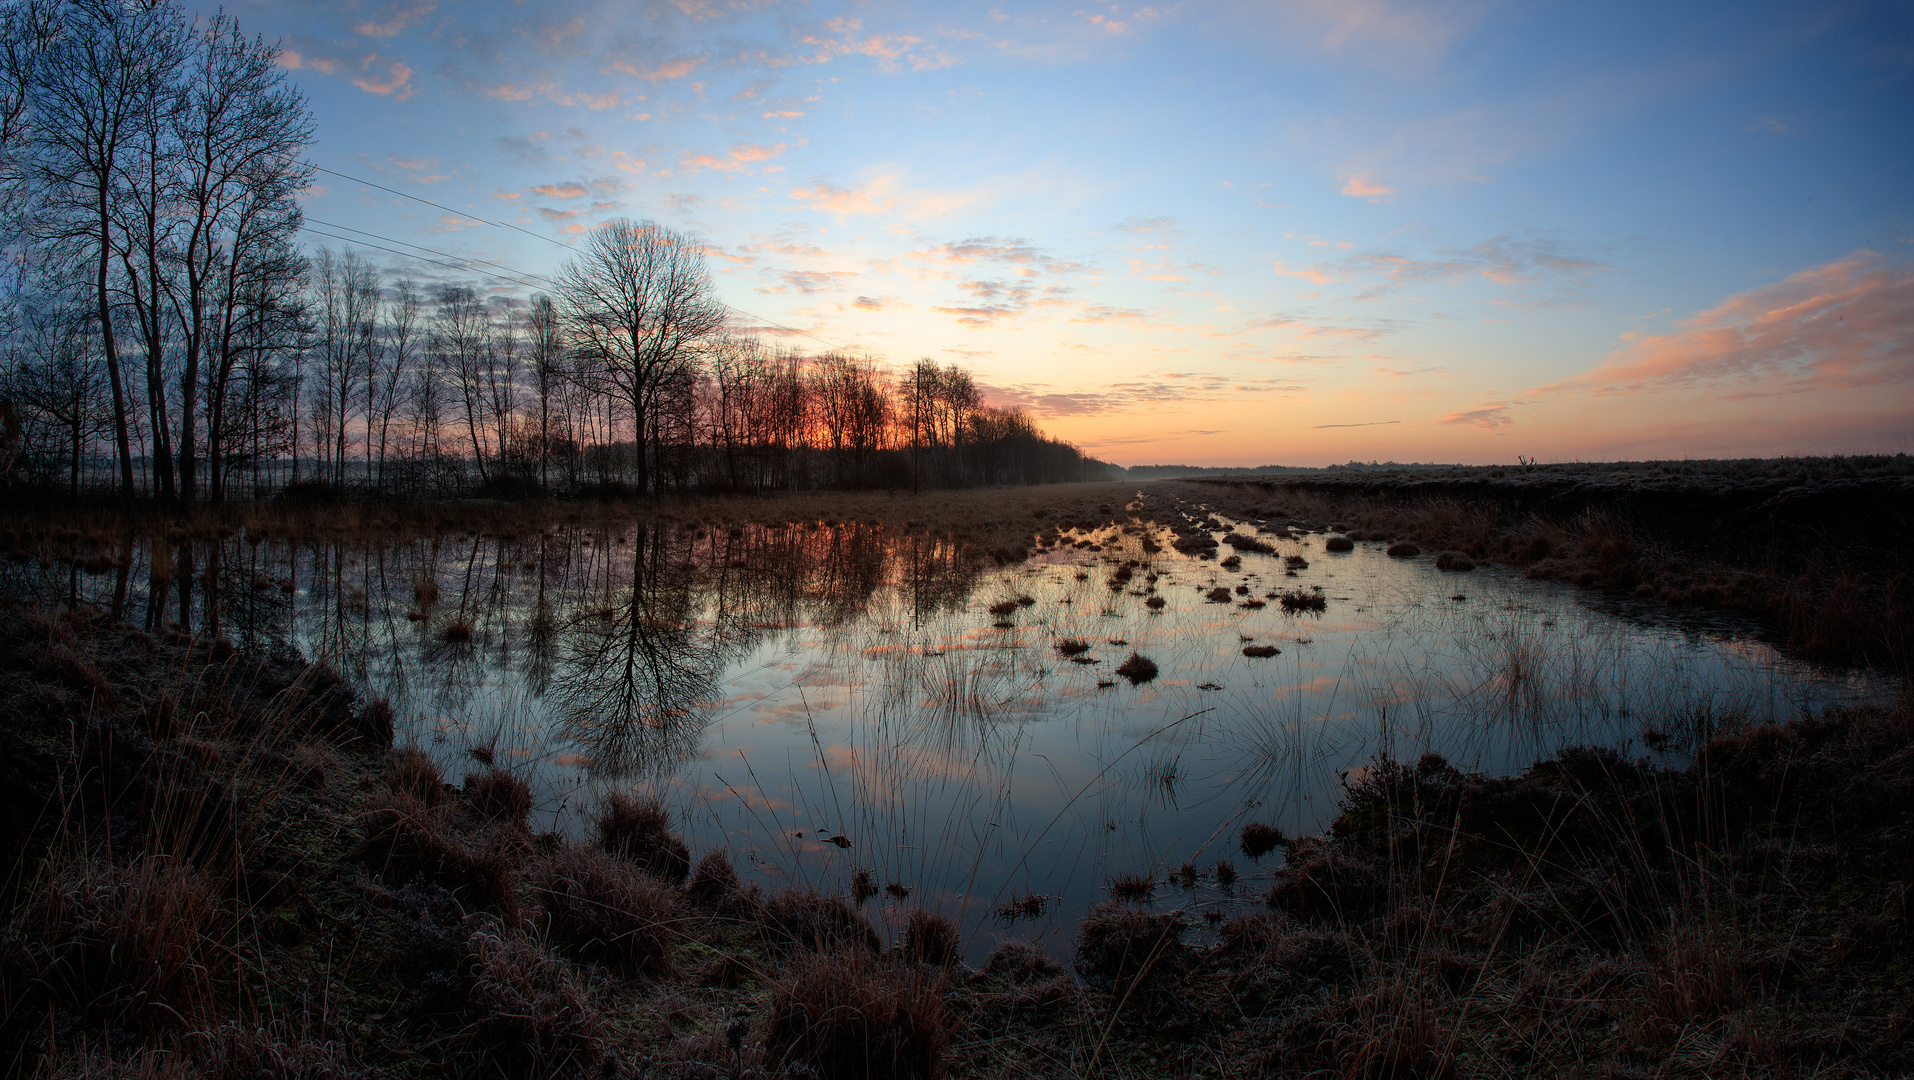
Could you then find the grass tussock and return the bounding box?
[1114,652,1159,685]
[766,951,954,1080]
[594,791,691,881]
[538,844,678,973]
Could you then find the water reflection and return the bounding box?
[7,513,1891,959]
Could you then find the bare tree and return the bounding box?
[370,277,420,491]
[556,218,726,495]
[167,13,313,504]
[30,0,189,495]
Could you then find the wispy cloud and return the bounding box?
[1546,250,1914,398]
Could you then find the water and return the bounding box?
[14,513,1889,960]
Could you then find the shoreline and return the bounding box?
[1,589,1908,1077]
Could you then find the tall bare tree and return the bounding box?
[556,218,726,495]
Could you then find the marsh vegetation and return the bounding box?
[1,479,1905,1077]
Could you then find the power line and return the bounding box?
[304,161,867,355]
[296,224,550,292]
[304,216,561,289]
[306,163,565,249]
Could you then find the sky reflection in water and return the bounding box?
[25,513,1888,959]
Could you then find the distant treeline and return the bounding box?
[0,1,1109,504]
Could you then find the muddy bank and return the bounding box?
[1164,459,1913,667]
[3,594,1910,1078]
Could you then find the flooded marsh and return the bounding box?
[9,503,1888,961]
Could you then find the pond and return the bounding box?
[12,498,1889,961]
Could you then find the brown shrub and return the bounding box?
[903,908,961,967]
[463,767,532,826]
[1240,821,1287,859]
[1279,589,1328,612]
[687,848,745,909]
[983,938,1064,983]
[763,886,881,953]
[1279,983,1453,1079]
[389,746,445,805]
[764,951,952,1080]
[1072,900,1189,994]
[1108,873,1157,901]
[37,853,226,1032]
[1114,652,1158,685]
[539,844,678,974]
[358,794,520,914]
[457,920,605,1078]
[594,792,690,881]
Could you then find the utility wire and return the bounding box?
[304,215,561,288]
[296,224,550,293]
[306,163,564,249]
[304,161,869,355]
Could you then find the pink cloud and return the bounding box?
[531,182,589,199]
[353,0,436,40]
[352,55,415,100]
[1339,172,1394,201]
[1554,250,1914,397]
[680,142,792,173]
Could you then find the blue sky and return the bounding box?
[233,0,1912,465]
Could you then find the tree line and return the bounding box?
[0,0,1111,504]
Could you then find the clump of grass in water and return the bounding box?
[1435,550,1476,571]
[1054,637,1091,657]
[1240,822,1287,859]
[1243,644,1281,657]
[1205,587,1233,603]
[1109,873,1157,901]
[1115,652,1158,684]
[1279,589,1328,612]
[1325,535,1355,552]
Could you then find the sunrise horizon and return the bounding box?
[245,0,1910,469]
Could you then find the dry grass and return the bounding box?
[538,844,679,974]
[1114,652,1158,685]
[34,853,226,1033]
[462,767,532,826]
[765,951,953,1080]
[594,791,691,881]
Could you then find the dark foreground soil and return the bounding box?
[1,587,1910,1080]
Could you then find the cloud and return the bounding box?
[788,172,989,221]
[1549,250,1914,397]
[1438,403,1514,429]
[279,50,338,75]
[1314,420,1402,428]
[352,54,416,100]
[530,182,588,199]
[353,0,436,40]
[764,269,856,294]
[851,295,890,310]
[1339,172,1394,201]
[377,155,447,184]
[680,142,793,173]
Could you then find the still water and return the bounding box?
[18,510,1888,958]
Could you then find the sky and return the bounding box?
[231,0,1912,466]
